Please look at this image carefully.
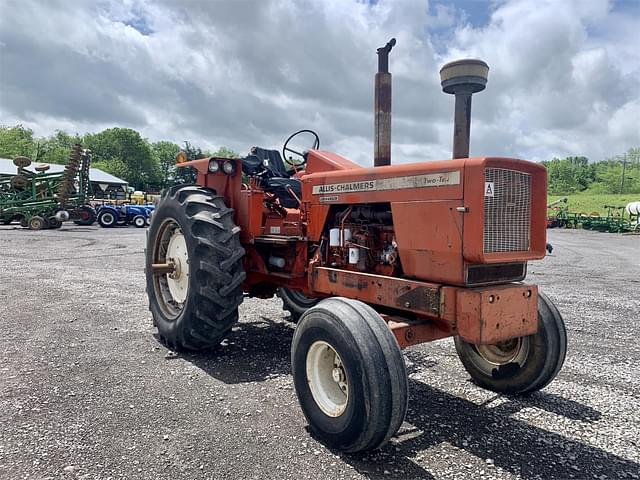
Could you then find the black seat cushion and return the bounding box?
[264,177,301,209]
[241,147,290,177]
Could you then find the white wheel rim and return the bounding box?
[471,337,531,375]
[103,213,114,224]
[136,217,144,226]
[165,229,189,304]
[306,341,348,417]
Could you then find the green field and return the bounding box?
[548,194,639,216]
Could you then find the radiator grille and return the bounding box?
[483,168,531,253]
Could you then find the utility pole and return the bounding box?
[620,154,629,194]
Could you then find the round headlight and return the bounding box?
[208,159,220,173]
[222,160,236,175]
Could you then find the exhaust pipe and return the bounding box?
[439,59,489,159]
[374,38,396,167]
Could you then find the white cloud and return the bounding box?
[0,0,637,164]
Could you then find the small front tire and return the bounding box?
[133,215,146,228]
[454,292,567,394]
[292,297,408,452]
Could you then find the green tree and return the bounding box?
[83,128,160,190]
[0,125,36,159]
[151,140,181,189]
[38,130,83,165]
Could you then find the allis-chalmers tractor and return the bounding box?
[145,40,566,453]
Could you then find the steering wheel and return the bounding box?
[282,129,320,168]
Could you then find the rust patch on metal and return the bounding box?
[395,286,440,313]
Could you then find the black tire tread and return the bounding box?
[278,287,321,322]
[146,185,245,351]
[292,297,408,453]
[454,291,567,394]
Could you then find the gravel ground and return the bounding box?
[0,225,639,480]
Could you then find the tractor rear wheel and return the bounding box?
[73,206,96,226]
[98,210,117,228]
[291,297,408,452]
[454,292,567,394]
[278,287,320,322]
[146,185,246,351]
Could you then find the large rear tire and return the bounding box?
[98,210,117,228]
[145,185,246,351]
[278,287,320,323]
[292,297,408,452]
[73,206,97,226]
[454,292,567,394]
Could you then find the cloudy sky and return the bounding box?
[0,0,639,165]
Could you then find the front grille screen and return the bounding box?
[483,168,531,253]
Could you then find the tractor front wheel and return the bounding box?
[291,297,408,452]
[278,287,320,322]
[133,215,146,228]
[454,292,567,394]
[145,185,246,351]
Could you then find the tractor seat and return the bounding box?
[241,147,301,208]
[241,147,291,178]
[264,177,301,209]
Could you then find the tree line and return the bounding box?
[542,149,639,195]
[1,124,638,195]
[0,125,237,191]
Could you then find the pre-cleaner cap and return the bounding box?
[440,59,489,94]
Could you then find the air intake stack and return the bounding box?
[439,59,489,159]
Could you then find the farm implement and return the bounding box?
[0,144,96,229]
[145,41,567,452]
[547,199,640,233]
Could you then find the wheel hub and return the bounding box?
[306,341,348,417]
[165,229,189,304]
[475,337,528,366]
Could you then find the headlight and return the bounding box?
[208,159,220,173]
[222,160,236,175]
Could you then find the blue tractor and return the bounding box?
[97,204,155,228]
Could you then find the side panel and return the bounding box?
[236,189,264,242]
[303,159,465,241]
[391,200,465,284]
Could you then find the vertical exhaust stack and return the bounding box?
[439,59,489,159]
[374,38,396,167]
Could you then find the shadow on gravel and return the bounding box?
[344,380,636,480]
[174,318,634,480]
[177,317,295,384]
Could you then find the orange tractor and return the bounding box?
[145,40,566,453]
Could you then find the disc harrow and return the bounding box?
[0,144,95,229]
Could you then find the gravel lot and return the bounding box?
[0,225,639,480]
